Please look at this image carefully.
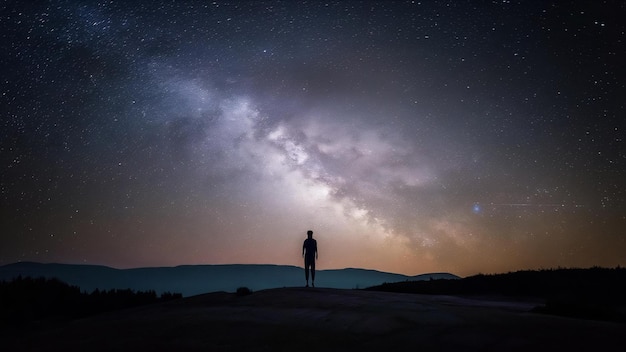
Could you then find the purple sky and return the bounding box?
[1,1,624,276]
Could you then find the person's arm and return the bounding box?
[303,241,306,257]
[315,241,318,260]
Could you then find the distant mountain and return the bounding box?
[0,262,459,297]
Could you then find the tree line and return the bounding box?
[0,276,182,326]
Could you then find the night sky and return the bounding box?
[1,1,625,277]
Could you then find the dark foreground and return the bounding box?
[4,287,625,351]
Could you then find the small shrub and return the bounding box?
[236,287,253,296]
[160,292,183,301]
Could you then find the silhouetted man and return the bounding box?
[302,230,318,287]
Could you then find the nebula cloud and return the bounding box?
[1,1,624,276]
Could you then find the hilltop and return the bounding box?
[2,287,624,351]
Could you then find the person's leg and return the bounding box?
[304,259,310,286]
[311,260,315,287]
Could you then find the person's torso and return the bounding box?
[304,238,316,255]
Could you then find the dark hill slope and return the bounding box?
[367,267,626,322]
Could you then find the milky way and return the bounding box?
[1,1,625,276]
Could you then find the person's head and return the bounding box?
[307,230,313,238]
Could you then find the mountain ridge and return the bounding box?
[0,262,459,296]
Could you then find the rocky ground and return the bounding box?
[4,287,625,351]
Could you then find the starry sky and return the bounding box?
[1,1,625,277]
